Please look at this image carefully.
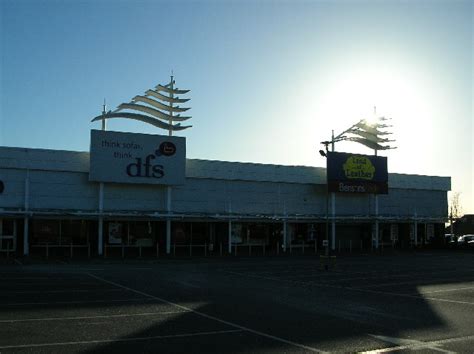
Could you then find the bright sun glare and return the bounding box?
[312,64,434,142]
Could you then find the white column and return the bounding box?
[23,170,30,256]
[413,210,418,247]
[166,220,171,254]
[375,194,379,249]
[98,182,104,255]
[414,220,418,247]
[331,193,336,250]
[166,186,172,254]
[228,220,232,254]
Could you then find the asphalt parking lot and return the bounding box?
[0,251,473,353]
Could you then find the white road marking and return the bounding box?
[0,310,191,323]
[87,273,328,353]
[0,298,155,307]
[359,334,474,353]
[357,276,474,289]
[0,329,244,350]
[223,270,474,306]
[1,288,125,295]
[367,334,455,353]
[0,277,53,280]
[420,286,474,294]
[347,288,474,306]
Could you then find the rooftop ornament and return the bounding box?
[91,76,192,136]
[321,108,396,155]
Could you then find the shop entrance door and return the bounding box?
[0,219,17,254]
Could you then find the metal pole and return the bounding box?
[23,170,30,256]
[169,75,173,137]
[330,141,336,252]
[166,75,173,251]
[166,187,171,254]
[98,184,104,256]
[331,193,336,251]
[98,103,106,257]
[375,195,379,249]
[228,220,232,254]
[414,217,418,247]
[325,169,329,257]
[450,208,454,236]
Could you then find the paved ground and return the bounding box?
[0,251,473,353]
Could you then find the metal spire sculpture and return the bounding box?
[322,108,396,155]
[91,76,191,136]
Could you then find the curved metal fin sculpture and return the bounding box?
[132,95,190,113]
[91,112,191,131]
[145,89,189,104]
[346,137,396,151]
[91,77,192,135]
[325,114,396,153]
[156,84,190,95]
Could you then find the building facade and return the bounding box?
[0,146,450,258]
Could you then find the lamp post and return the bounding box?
[319,142,330,268]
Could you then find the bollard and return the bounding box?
[104,244,107,258]
[139,245,142,258]
[235,244,237,256]
[122,245,125,258]
[46,243,49,259]
[205,242,207,257]
[173,243,176,256]
[338,240,341,253]
[156,243,159,258]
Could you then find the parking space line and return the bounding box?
[359,334,474,353]
[342,287,474,306]
[355,276,474,289]
[223,270,474,306]
[284,268,474,284]
[87,273,328,353]
[420,286,474,294]
[0,298,156,307]
[1,288,125,295]
[0,277,56,280]
[0,310,191,323]
[0,329,244,350]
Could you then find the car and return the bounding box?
[457,234,474,248]
[468,239,474,249]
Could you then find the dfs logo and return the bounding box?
[126,142,177,178]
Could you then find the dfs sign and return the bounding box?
[327,152,388,194]
[89,130,185,185]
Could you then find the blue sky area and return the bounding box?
[1,0,473,213]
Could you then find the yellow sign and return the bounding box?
[343,156,375,180]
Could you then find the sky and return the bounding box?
[1,0,473,214]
